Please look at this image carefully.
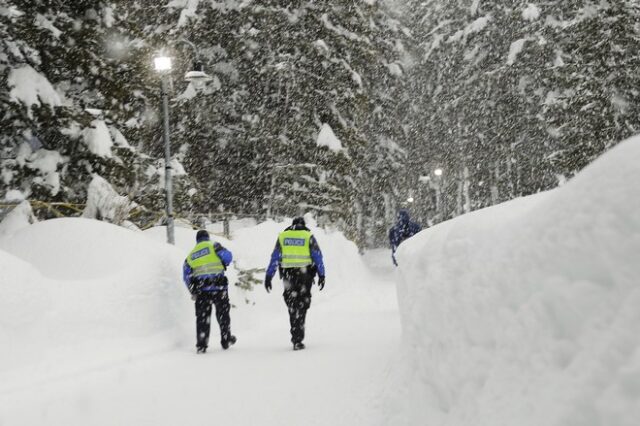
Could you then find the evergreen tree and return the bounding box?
[139,0,413,245]
[403,0,640,225]
[0,0,196,222]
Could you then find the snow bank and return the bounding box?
[0,218,189,382]
[0,212,370,391]
[390,136,640,426]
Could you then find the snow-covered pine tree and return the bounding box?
[142,0,412,245]
[1,0,73,202]
[540,0,640,177]
[403,0,640,224]
[1,0,198,223]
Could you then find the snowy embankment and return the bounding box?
[0,214,398,425]
[0,219,190,386]
[390,137,640,426]
[0,214,370,392]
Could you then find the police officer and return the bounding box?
[183,230,236,353]
[389,209,422,266]
[264,217,325,350]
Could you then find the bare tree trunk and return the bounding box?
[456,167,464,216]
[463,165,471,213]
[491,160,500,204]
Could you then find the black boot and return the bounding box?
[293,342,305,351]
[221,335,237,350]
[196,346,207,354]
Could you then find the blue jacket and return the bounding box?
[183,239,233,292]
[265,224,325,279]
[389,210,422,253]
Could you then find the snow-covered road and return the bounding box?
[0,255,400,426]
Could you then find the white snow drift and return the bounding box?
[0,214,369,387]
[0,214,396,426]
[4,133,639,425]
[391,135,640,426]
[0,218,190,384]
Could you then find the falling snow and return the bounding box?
[0,1,638,424]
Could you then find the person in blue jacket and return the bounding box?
[264,217,325,350]
[183,230,236,353]
[389,210,422,266]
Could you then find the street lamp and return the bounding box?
[185,61,212,87]
[154,55,176,245]
[154,56,172,72]
[153,49,212,245]
[178,39,212,88]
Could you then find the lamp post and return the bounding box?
[153,56,175,245]
[154,49,212,245]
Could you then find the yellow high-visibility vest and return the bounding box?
[186,241,224,276]
[279,230,312,268]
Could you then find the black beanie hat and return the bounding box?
[196,230,210,242]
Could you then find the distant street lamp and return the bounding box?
[154,47,212,245]
[434,168,443,177]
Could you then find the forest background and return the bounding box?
[1,0,638,247]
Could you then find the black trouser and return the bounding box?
[195,290,231,349]
[282,268,315,344]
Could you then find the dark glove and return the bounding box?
[265,276,272,293]
[317,275,325,291]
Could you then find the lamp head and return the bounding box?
[154,56,172,72]
[185,61,212,84]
